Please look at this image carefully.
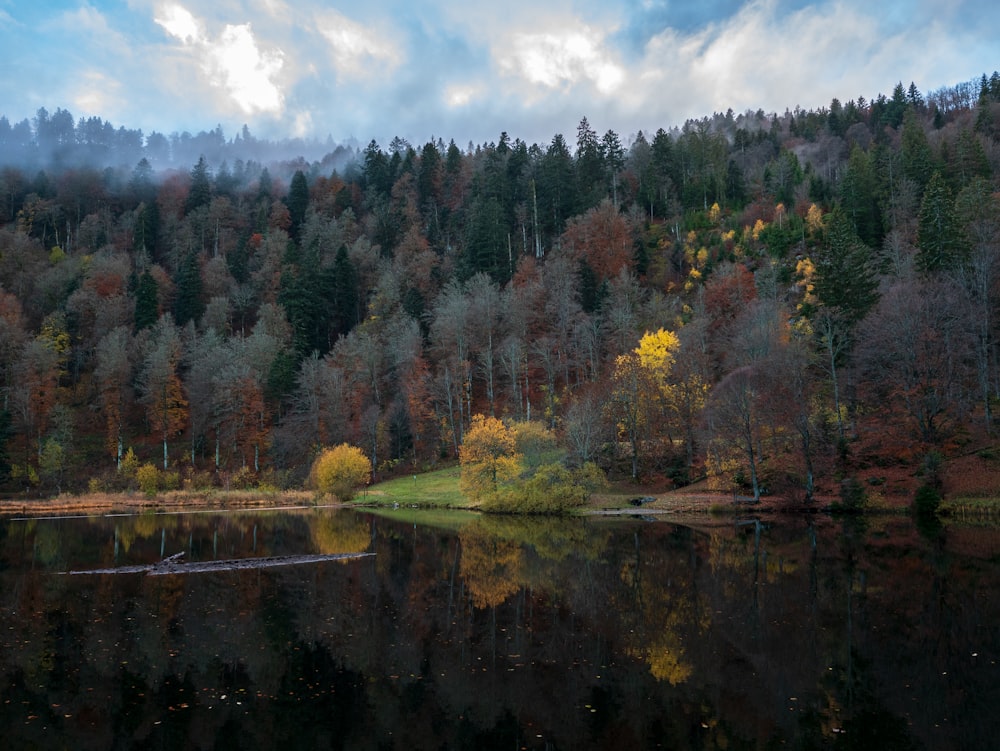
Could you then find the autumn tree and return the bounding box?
[856,277,974,444]
[94,326,133,467]
[459,414,521,503]
[138,316,188,469]
[309,443,371,500]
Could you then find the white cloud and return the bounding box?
[497,25,625,96]
[316,10,401,80]
[206,24,285,115]
[154,3,285,116]
[155,3,202,44]
[625,0,981,127]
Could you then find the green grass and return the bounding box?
[361,466,470,508]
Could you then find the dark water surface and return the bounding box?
[1,508,998,750]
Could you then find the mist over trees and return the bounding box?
[1,70,999,501]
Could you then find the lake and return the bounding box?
[1,508,997,750]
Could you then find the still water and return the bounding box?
[0,508,997,750]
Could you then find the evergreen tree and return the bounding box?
[900,109,935,192]
[173,250,203,326]
[812,208,879,326]
[331,244,360,336]
[286,170,309,241]
[134,271,159,332]
[575,117,605,211]
[840,145,884,247]
[185,156,212,214]
[917,171,967,272]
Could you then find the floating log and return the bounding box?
[60,551,374,576]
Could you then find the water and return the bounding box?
[0,508,997,750]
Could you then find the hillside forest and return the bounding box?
[1,73,1000,504]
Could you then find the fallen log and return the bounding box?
[60,551,374,576]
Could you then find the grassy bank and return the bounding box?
[363,466,468,508]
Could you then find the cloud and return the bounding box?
[206,24,285,115]
[155,3,201,44]
[154,3,285,116]
[497,24,625,96]
[316,10,402,80]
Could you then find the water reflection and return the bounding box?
[0,509,997,750]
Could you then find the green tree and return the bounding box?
[840,145,883,247]
[185,156,212,214]
[172,250,203,326]
[287,170,309,241]
[900,109,935,192]
[917,171,967,273]
[133,270,159,332]
[811,208,880,326]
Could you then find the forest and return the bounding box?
[1,72,999,506]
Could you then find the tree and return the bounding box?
[287,170,309,241]
[133,270,159,332]
[810,208,879,326]
[173,249,203,326]
[702,367,766,501]
[459,414,521,502]
[560,199,634,282]
[94,326,133,467]
[917,171,967,273]
[840,145,883,247]
[185,156,212,214]
[857,278,973,444]
[310,443,371,500]
[138,316,188,469]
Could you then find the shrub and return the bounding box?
[232,466,256,490]
[310,444,372,501]
[136,463,159,497]
[481,462,604,514]
[119,447,139,478]
[162,470,181,491]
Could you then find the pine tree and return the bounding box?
[185,156,212,214]
[133,270,159,332]
[173,250,203,326]
[286,170,309,241]
[917,171,967,272]
[812,208,879,326]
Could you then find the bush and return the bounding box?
[231,466,256,490]
[310,444,372,501]
[119,447,139,478]
[136,463,159,497]
[480,462,605,514]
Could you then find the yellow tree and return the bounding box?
[459,414,521,503]
[310,443,371,500]
[608,328,681,480]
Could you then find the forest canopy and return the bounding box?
[1,71,999,503]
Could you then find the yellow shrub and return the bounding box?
[136,463,159,497]
[310,444,372,501]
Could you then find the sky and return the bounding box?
[1,0,997,150]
